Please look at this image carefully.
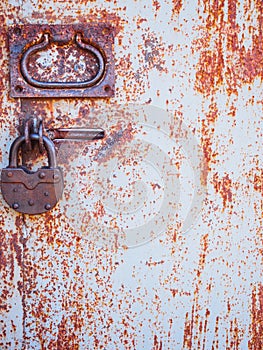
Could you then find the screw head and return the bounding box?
[44,192,49,197]
[12,203,19,209]
[28,199,34,206]
[7,171,13,177]
[45,203,51,210]
[53,174,60,181]
[39,172,46,179]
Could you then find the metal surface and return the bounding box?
[1,134,63,214]
[0,0,262,349]
[9,24,115,98]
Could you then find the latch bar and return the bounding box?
[47,128,105,141]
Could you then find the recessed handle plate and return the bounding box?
[9,24,115,98]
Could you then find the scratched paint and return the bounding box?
[0,0,262,349]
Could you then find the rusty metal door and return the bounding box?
[1,1,262,349]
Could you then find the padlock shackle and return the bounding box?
[9,134,57,168]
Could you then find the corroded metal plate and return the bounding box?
[9,24,115,98]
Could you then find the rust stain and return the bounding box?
[197,233,209,277]
[117,53,132,78]
[213,172,233,209]
[249,284,263,350]
[21,209,122,349]
[146,259,165,267]
[195,0,263,96]
[153,334,163,350]
[183,234,209,348]
[0,15,24,348]
[11,218,24,270]
[0,216,24,311]
[117,30,169,100]
[252,168,263,197]
[200,102,219,184]
[29,7,123,31]
[183,306,212,349]
[183,308,194,349]
[0,23,11,127]
[195,44,224,96]
[172,0,183,16]
[246,167,263,219]
[152,0,161,15]
[181,230,247,350]
[226,317,244,350]
[51,315,83,350]
[95,122,134,163]
[142,32,168,73]
[93,200,106,219]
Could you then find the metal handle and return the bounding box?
[20,33,106,89]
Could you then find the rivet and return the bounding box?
[104,85,111,93]
[45,204,51,210]
[39,172,46,179]
[15,85,23,93]
[7,171,13,177]
[102,27,111,35]
[13,203,19,209]
[13,188,18,192]
[14,27,22,36]
[53,174,59,180]
[28,200,34,206]
[44,192,49,197]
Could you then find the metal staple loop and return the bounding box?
[24,118,32,151]
[36,118,44,153]
[22,116,45,153]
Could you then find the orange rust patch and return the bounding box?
[252,169,263,197]
[249,284,263,350]
[152,0,161,14]
[183,234,210,349]
[0,24,11,125]
[200,102,219,184]
[213,172,233,209]
[183,309,193,349]
[146,259,165,267]
[93,200,106,219]
[221,315,244,349]
[197,233,209,277]
[195,0,263,96]
[172,0,183,16]
[195,45,224,96]
[153,334,163,350]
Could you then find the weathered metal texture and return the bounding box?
[0,5,24,349]
[9,24,115,98]
[0,0,262,350]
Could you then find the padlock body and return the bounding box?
[1,167,63,214]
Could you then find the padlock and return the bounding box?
[1,133,63,214]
